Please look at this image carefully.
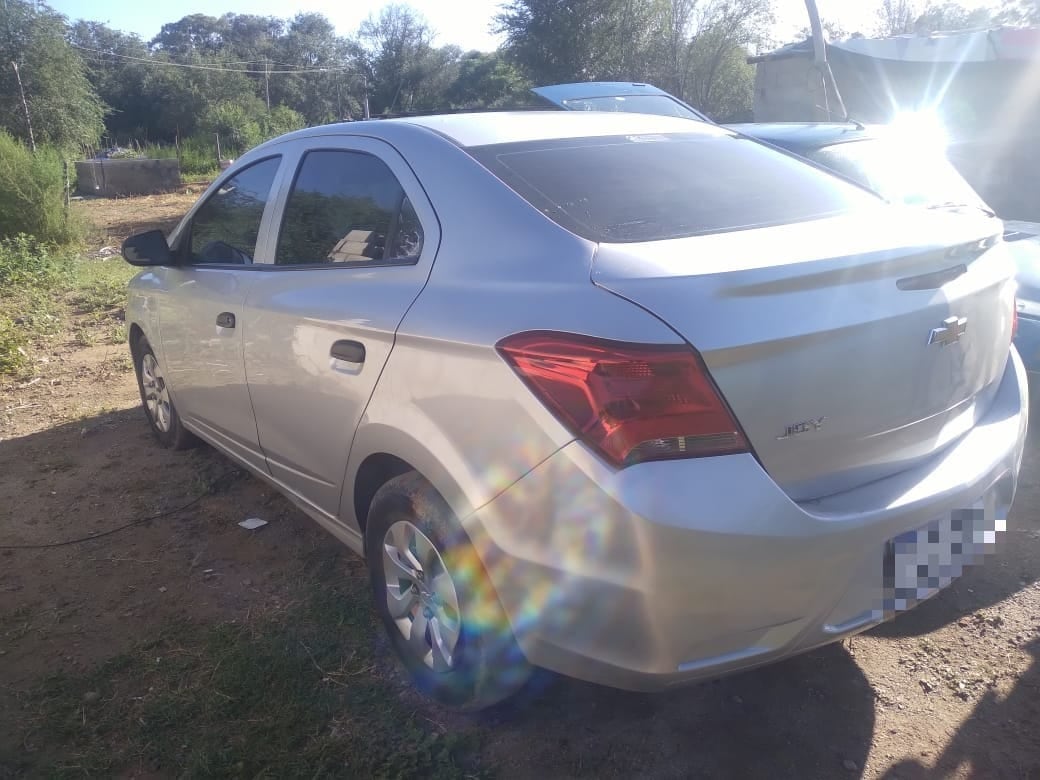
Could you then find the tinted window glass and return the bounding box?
[276,150,421,265]
[189,157,280,264]
[468,133,881,243]
[808,139,989,211]
[561,95,704,120]
[388,197,424,260]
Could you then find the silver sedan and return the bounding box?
[121,111,1027,710]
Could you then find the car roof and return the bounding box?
[726,122,878,151]
[264,110,731,150]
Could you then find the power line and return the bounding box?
[68,42,362,75]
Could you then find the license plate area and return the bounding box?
[882,499,1005,614]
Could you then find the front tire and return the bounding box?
[365,471,530,710]
[134,341,196,450]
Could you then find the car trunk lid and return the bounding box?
[592,209,1015,500]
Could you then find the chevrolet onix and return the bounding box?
[122,112,1027,710]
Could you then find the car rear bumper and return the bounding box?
[465,348,1028,691]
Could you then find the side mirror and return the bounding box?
[122,230,172,266]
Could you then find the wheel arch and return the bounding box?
[343,423,478,545]
[128,322,146,358]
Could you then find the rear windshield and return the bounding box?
[467,132,881,243]
[560,94,705,121]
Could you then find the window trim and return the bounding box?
[271,147,424,270]
[177,154,284,269]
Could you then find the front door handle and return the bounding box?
[330,339,365,364]
[216,312,236,329]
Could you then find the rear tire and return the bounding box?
[133,340,196,450]
[365,471,531,710]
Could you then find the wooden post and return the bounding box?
[63,159,71,211]
[215,133,222,167]
[11,61,36,152]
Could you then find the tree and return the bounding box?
[358,5,447,114]
[914,1,993,32]
[495,0,665,85]
[998,0,1040,24]
[445,51,532,108]
[151,14,227,58]
[273,13,358,123]
[797,18,849,41]
[679,0,774,117]
[0,0,105,150]
[875,0,919,35]
[68,21,152,142]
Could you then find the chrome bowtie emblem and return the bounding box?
[928,315,968,347]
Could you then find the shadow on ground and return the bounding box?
[880,636,1040,779]
[478,645,876,778]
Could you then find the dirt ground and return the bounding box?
[1,194,1039,778]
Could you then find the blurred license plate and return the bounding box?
[883,500,1005,613]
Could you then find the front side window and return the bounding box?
[189,156,281,264]
[275,150,424,266]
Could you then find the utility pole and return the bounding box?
[363,74,371,120]
[11,61,35,152]
[263,57,271,110]
[803,0,847,121]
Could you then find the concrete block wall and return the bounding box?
[75,159,182,197]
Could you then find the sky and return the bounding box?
[48,0,998,52]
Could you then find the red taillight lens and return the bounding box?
[497,331,749,467]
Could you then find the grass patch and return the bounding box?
[0,239,136,376]
[0,314,29,375]
[0,237,77,376]
[71,258,136,315]
[14,559,486,778]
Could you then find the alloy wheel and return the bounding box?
[382,520,462,672]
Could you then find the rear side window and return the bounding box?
[189,156,281,264]
[467,133,881,243]
[275,150,423,265]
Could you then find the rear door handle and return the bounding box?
[330,339,365,364]
[216,312,236,329]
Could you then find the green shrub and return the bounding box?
[0,131,83,244]
[178,135,220,177]
[0,234,74,292]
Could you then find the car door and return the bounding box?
[158,155,283,472]
[242,137,440,519]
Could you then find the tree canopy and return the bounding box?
[0,0,1031,156]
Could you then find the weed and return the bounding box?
[71,258,135,314]
[73,328,96,347]
[108,322,129,345]
[0,235,75,293]
[16,565,486,778]
[0,315,28,375]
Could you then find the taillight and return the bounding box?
[497,331,748,467]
